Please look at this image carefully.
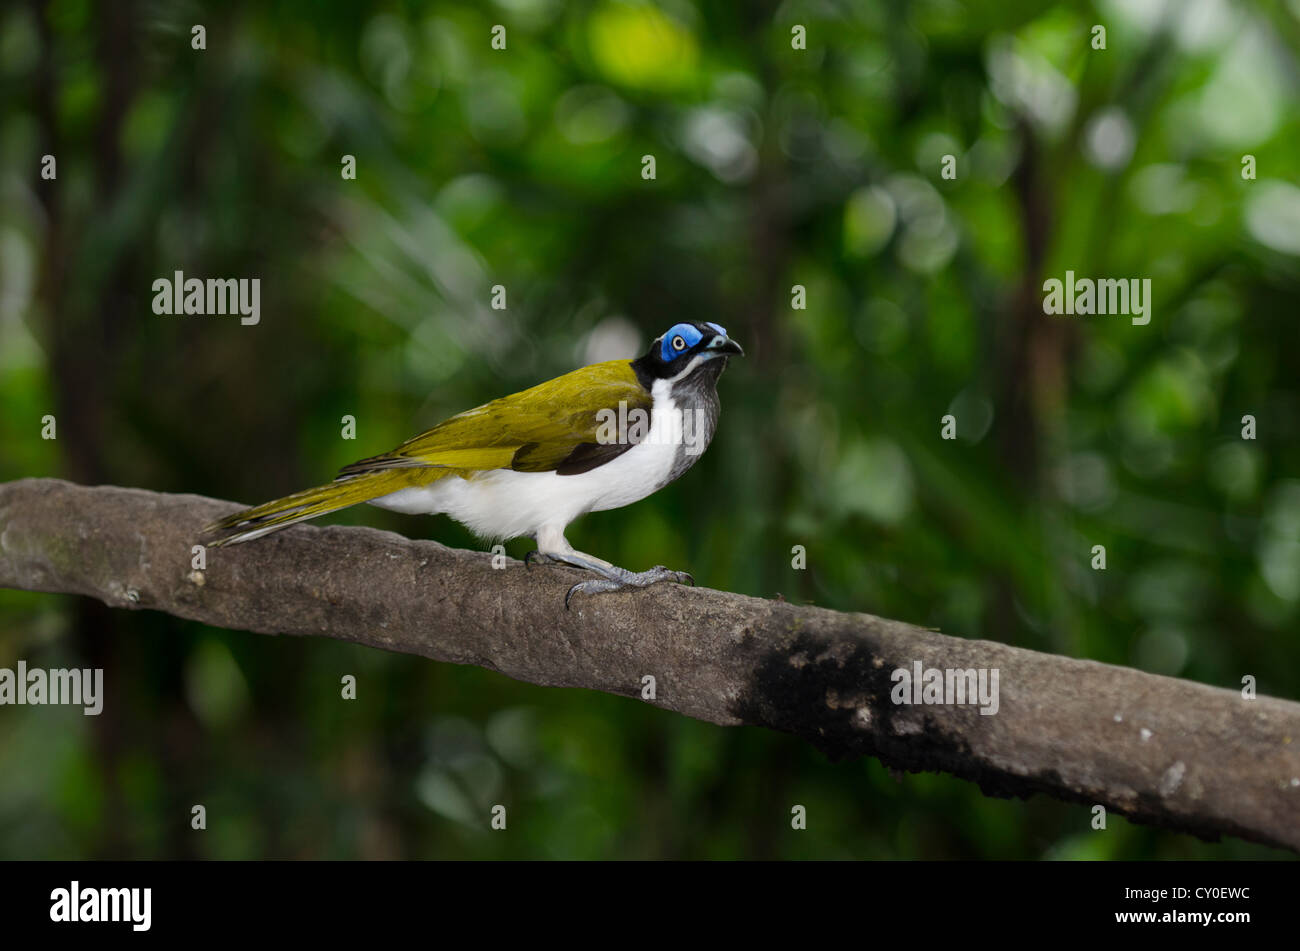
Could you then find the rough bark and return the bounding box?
[1,477,1297,853]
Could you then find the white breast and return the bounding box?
[370,381,685,541]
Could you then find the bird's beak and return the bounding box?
[707,335,745,357]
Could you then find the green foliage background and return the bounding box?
[2,0,1299,859]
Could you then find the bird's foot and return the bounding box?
[565,565,694,610]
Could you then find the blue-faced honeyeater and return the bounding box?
[204,321,743,606]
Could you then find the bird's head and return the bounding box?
[635,321,744,383]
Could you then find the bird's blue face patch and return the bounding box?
[661,323,704,362]
[706,322,727,336]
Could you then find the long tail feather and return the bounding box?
[203,470,433,547]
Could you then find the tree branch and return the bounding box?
[2,478,1297,852]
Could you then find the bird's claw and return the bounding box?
[564,565,694,610]
[565,578,622,610]
[639,565,696,588]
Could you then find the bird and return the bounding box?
[203,321,743,607]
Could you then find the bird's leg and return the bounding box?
[523,550,557,569]
[532,528,693,609]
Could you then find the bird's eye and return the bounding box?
[671,335,687,352]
